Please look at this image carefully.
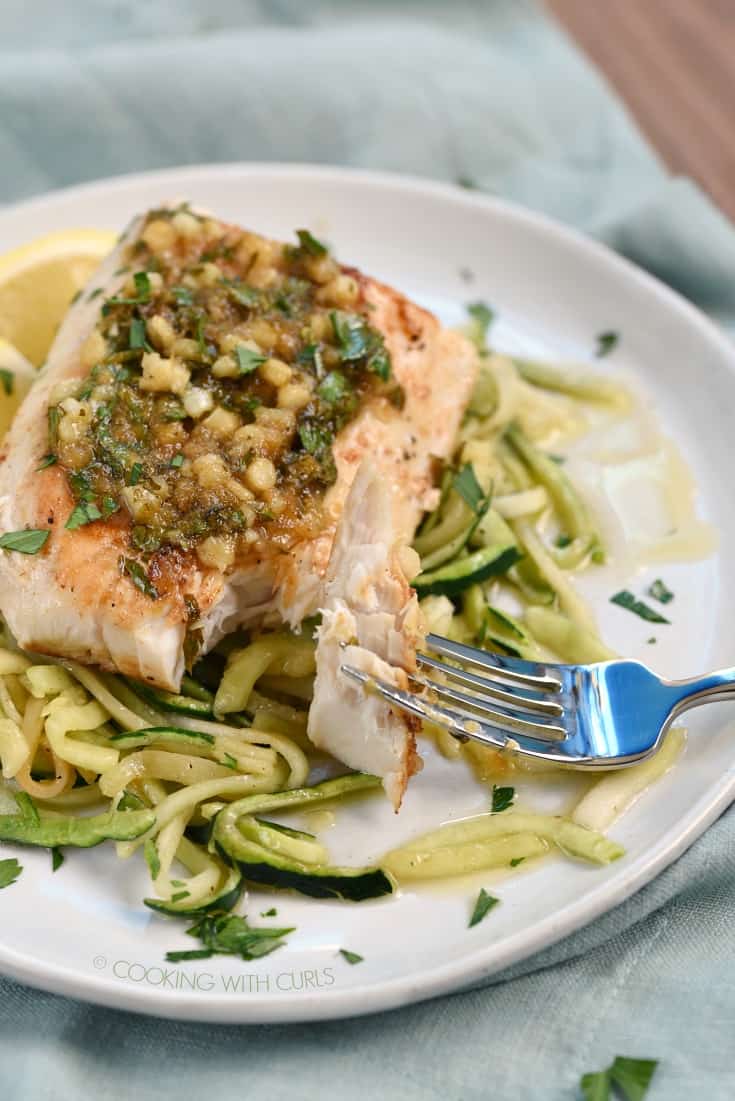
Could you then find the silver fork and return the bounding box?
[341,633,735,768]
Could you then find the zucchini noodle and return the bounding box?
[0,630,312,910]
[0,314,689,922]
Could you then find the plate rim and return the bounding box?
[0,161,733,1023]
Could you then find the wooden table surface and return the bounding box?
[547,0,735,222]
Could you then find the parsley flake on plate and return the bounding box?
[647,578,674,605]
[166,911,294,963]
[339,949,364,965]
[0,858,22,889]
[596,330,619,358]
[468,887,499,928]
[491,785,515,813]
[610,591,669,624]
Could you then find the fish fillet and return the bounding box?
[0,205,477,799]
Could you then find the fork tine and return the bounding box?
[424,633,563,693]
[416,653,564,717]
[340,664,568,745]
[411,673,567,738]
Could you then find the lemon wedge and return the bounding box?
[0,339,37,440]
[0,229,117,367]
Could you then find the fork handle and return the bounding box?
[668,668,735,716]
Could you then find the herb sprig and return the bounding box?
[166,910,294,963]
[610,591,669,624]
[0,858,22,889]
[469,888,499,928]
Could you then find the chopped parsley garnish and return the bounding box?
[0,368,14,396]
[134,271,151,300]
[65,501,102,530]
[15,791,39,824]
[469,888,499,928]
[467,301,494,332]
[106,271,151,307]
[299,420,332,456]
[36,454,57,471]
[102,497,119,518]
[509,857,525,868]
[120,556,159,600]
[129,317,146,349]
[648,578,674,605]
[610,591,669,624]
[331,310,370,361]
[580,1056,658,1101]
[0,528,50,554]
[0,858,22,889]
[171,285,194,306]
[144,838,161,881]
[169,453,184,469]
[466,301,494,352]
[51,847,64,872]
[317,370,350,404]
[69,472,96,501]
[221,279,259,308]
[453,462,486,514]
[298,343,325,378]
[236,345,267,374]
[128,462,143,486]
[555,533,572,548]
[491,785,515,813]
[261,908,277,918]
[339,949,364,965]
[368,347,391,381]
[118,790,146,812]
[165,910,294,963]
[596,330,619,358]
[295,228,328,256]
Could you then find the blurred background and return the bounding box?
[549,0,735,221]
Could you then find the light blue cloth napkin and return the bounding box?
[1,3,734,1098]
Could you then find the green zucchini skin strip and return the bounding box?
[214,772,381,818]
[0,808,155,848]
[180,674,215,704]
[144,866,243,918]
[127,680,215,719]
[218,855,393,902]
[505,424,602,566]
[413,543,522,598]
[110,726,215,749]
[212,774,395,902]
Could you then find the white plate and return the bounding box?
[0,164,733,1024]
